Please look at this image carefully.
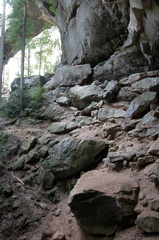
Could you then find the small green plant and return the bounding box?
[43,159,51,169]
[47,188,60,204]
[1,86,44,118]
[0,132,9,147]
[46,0,57,15]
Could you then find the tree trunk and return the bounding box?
[27,45,31,76]
[20,0,27,110]
[0,0,6,99]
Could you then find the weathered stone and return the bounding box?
[11,75,46,91]
[53,231,65,240]
[11,156,26,170]
[25,150,40,164]
[49,121,78,134]
[56,96,70,106]
[103,123,122,140]
[150,200,159,212]
[81,101,103,116]
[42,170,55,190]
[117,87,139,102]
[102,80,120,102]
[137,156,157,166]
[105,151,135,164]
[136,210,159,233]
[119,72,147,86]
[69,84,102,110]
[49,137,107,179]
[21,136,37,154]
[42,103,68,121]
[37,146,48,158]
[49,123,66,134]
[93,63,105,81]
[45,87,70,103]
[148,139,159,155]
[38,134,57,146]
[44,64,92,90]
[103,47,149,80]
[22,173,38,186]
[125,91,157,118]
[131,77,159,93]
[65,121,78,132]
[134,111,159,137]
[68,169,139,236]
[0,131,21,162]
[98,108,126,121]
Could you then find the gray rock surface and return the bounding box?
[41,103,68,121]
[125,91,157,118]
[98,108,126,121]
[69,84,102,109]
[69,169,139,236]
[117,87,139,102]
[136,210,159,233]
[44,64,92,90]
[49,137,107,179]
[11,75,46,91]
[21,136,37,154]
[131,77,159,93]
[57,0,129,66]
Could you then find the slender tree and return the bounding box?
[0,0,6,98]
[20,0,27,110]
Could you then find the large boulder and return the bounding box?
[68,169,139,236]
[49,137,107,179]
[11,75,46,91]
[132,111,159,138]
[44,64,92,90]
[125,91,158,118]
[41,103,69,121]
[69,84,103,109]
[0,131,20,163]
[98,107,126,121]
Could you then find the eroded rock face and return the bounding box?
[68,169,139,236]
[57,0,129,66]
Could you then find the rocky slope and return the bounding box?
[1,66,159,240]
[1,0,159,240]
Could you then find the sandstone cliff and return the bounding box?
[1,1,159,240]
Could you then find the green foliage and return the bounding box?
[47,188,60,204]
[7,0,34,50]
[46,0,57,15]
[24,86,44,114]
[0,132,9,147]
[1,86,44,118]
[24,27,61,76]
[43,159,51,169]
[1,90,22,117]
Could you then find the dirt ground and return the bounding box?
[0,116,159,240]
